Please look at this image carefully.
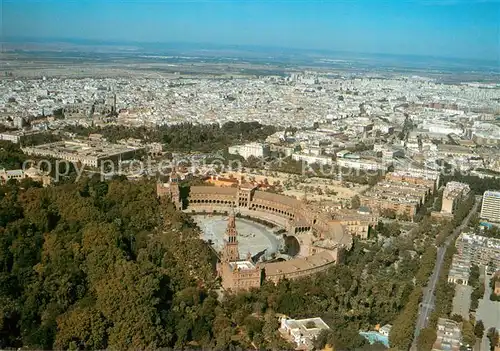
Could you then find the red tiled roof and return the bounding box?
[253,190,301,208]
[190,186,238,195]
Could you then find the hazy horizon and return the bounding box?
[4,36,500,70]
[3,0,499,62]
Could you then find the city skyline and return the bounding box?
[3,0,500,61]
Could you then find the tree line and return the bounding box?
[64,121,277,153]
[414,192,477,351]
[390,188,476,351]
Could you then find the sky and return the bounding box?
[2,0,499,61]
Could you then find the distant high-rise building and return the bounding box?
[481,190,500,223]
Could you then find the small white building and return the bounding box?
[336,150,351,158]
[280,316,330,350]
[0,169,24,182]
[0,167,52,186]
[378,324,392,337]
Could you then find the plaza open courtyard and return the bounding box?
[193,215,283,261]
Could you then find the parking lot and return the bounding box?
[476,274,500,351]
[452,284,473,320]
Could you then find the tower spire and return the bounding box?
[226,207,237,237]
[169,164,179,184]
[167,163,181,209]
[222,208,240,262]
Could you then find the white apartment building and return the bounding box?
[432,318,462,351]
[0,132,21,143]
[481,190,500,223]
[337,158,389,172]
[292,153,333,166]
[228,142,270,159]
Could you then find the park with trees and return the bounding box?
[64,121,277,153]
[0,171,455,350]
[0,125,496,350]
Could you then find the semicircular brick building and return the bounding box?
[158,177,353,292]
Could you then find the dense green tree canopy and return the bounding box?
[1,165,482,350]
[0,175,436,350]
[64,121,277,153]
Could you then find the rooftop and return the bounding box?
[190,186,238,195]
[253,190,302,208]
[22,140,142,159]
[264,250,337,276]
[282,317,330,335]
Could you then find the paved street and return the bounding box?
[411,196,481,351]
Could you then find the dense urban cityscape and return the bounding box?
[1,0,500,350]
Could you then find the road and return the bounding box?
[410,196,481,351]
